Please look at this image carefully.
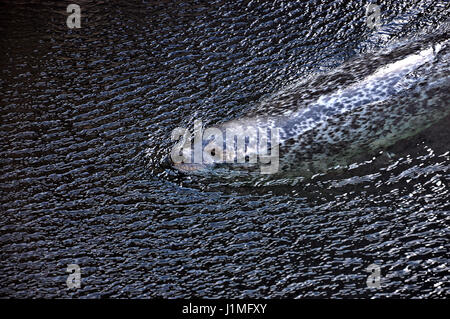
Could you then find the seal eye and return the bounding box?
[211,150,215,156]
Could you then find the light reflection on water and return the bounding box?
[0,0,448,298]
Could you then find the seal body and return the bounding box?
[173,27,450,178]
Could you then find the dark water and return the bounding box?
[0,0,449,298]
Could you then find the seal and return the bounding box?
[172,25,450,178]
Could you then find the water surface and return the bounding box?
[0,0,449,298]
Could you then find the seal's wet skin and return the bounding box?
[173,28,450,180]
[1,0,449,298]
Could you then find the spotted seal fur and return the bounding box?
[173,25,450,178]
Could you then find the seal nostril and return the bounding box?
[160,154,173,169]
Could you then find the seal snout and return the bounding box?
[160,154,173,169]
